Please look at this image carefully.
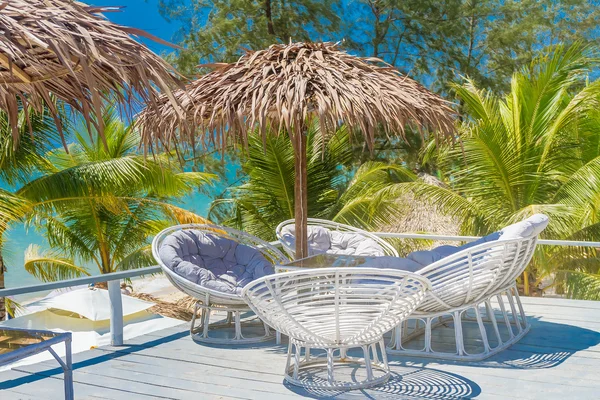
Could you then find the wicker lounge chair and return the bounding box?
[242,267,430,390]
[385,214,548,360]
[276,218,398,259]
[152,224,290,344]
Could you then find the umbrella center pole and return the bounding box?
[294,131,309,260]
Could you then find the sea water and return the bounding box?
[4,190,213,294]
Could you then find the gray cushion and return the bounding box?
[387,214,550,270]
[330,231,386,256]
[159,230,274,295]
[281,225,386,257]
[280,225,332,255]
[360,256,423,272]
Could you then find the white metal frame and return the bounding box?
[0,328,73,399]
[242,267,430,390]
[276,218,399,258]
[387,235,538,361]
[152,223,290,344]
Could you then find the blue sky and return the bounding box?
[106,0,182,52]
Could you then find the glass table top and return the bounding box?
[0,328,61,356]
[278,253,373,270]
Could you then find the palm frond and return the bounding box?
[561,270,600,301]
[24,244,90,282]
[0,105,59,185]
[5,297,24,318]
[115,245,155,271]
[162,204,212,225]
[12,109,216,278]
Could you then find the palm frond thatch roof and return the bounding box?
[385,174,460,237]
[0,0,183,145]
[138,41,455,148]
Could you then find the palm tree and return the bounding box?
[208,121,417,241]
[409,43,600,296]
[17,110,215,281]
[0,105,60,320]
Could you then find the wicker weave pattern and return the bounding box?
[416,236,537,313]
[388,235,539,361]
[243,267,429,347]
[275,218,399,259]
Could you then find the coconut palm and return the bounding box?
[208,120,417,241]
[0,105,60,319]
[16,110,215,281]
[409,43,600,296]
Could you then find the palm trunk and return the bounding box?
[0,252,6,321]
[294,132,308,259]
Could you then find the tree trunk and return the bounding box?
[0,253,5,321]
[265,0,276,36]
[294,132,308,259]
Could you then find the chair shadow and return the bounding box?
[284,368,481,399]
[387,317,600,370]
[2,316,598,396]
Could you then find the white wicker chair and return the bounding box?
[387,235,538,361]
[152,224,290,344]
[276,218,399,258]
[242,268,430,390]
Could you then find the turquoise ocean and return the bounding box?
[4,191,213,290]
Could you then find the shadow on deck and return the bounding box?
[2,297,600,399]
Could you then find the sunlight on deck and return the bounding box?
[1,296,600,399]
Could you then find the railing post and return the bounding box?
[107,279,123,346]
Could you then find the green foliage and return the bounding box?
[159,0,341,74]
[411,43,600,296]
[563,270,600,301]
[0,104,60,319]
[14,110,216,281]
[208,120,416,240]
[160,0,600,90]
[0,105,58,187]
[347,0,600,91]
[24,244,90,282]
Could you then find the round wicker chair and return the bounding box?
[275,218,398,259]
[387,235,538,361]
[152,224,290,344]
[242,267,430,390]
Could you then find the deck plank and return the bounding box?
[2,297,600,399]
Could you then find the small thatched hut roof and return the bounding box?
[138,41,455,150]
[0,0,183,145]
[382,173,461,253]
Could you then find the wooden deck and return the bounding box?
[1,296,600,399]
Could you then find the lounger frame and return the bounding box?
[387,236,538,360]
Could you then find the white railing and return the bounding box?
[372,232,600,248]
[0,232,597,346]
[0,266,161,346]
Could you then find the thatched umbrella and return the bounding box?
[138,42,455,259]
[0,0,183,147]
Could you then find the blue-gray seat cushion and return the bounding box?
[159,230,275,295]
[280,225,386,256]
[375,214,550,273]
